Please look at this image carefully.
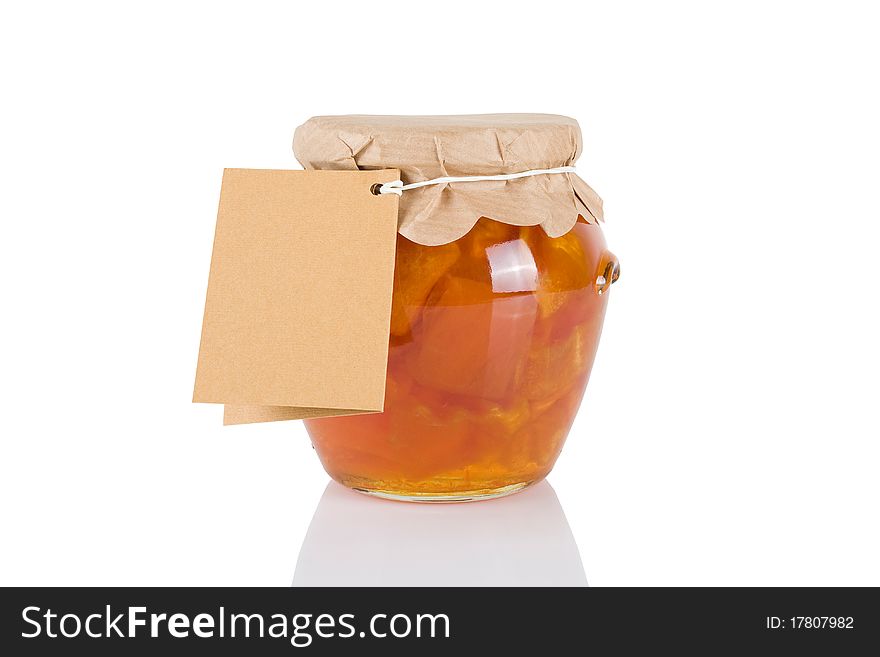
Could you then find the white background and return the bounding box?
[1,1,878,586]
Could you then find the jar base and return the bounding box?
[348,480,534,503]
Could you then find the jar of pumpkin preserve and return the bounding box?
[293,114,618,501]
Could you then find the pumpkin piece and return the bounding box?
[389,237,460,337]
[407,275,538,401]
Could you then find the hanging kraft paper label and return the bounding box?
[193,168,400,424]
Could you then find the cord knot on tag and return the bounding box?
[375,180,404,196]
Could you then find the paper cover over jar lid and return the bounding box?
[293,114,604,246]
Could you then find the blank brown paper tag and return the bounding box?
[193,168,400,424]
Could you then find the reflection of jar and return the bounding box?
[294,115,618,501]
[294,481,587,586]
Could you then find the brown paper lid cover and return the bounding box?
[293,114,604,246]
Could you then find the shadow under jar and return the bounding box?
[295,114,618,501]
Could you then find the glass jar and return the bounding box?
[295,114,618,501]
